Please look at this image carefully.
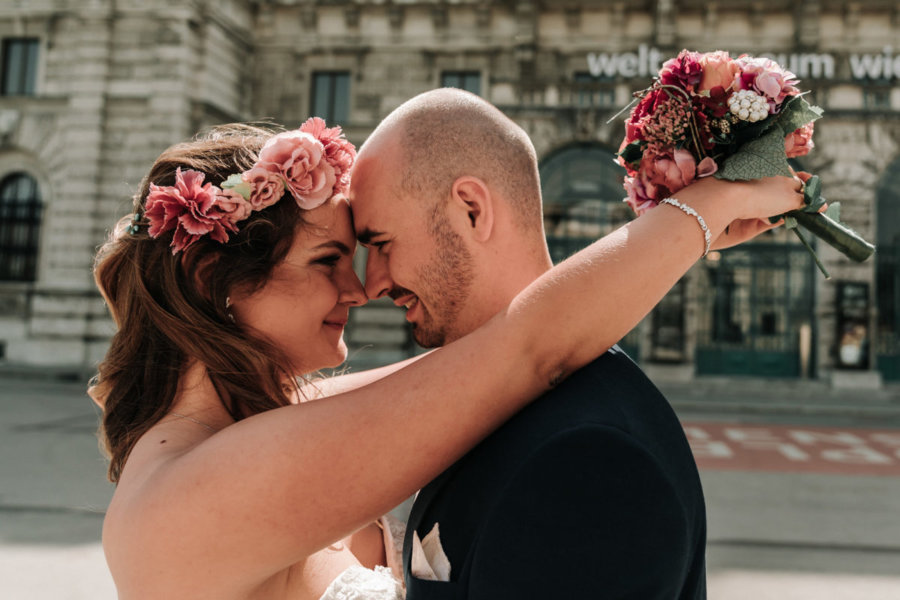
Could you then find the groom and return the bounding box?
[349,88,707,598]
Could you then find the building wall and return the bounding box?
[0,0,897,385]
[0,0,254,368]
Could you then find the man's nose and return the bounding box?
[364,250,392,300]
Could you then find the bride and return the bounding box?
[90,118,804,599]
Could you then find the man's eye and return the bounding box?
[372,241,389,251]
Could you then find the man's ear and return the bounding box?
[450,176,494,243]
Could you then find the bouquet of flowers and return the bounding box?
[616,50,875,277]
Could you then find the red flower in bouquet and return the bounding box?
[659,50,704,93]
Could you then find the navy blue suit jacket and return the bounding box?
[402,347,706,599]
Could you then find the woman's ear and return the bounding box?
[450,176,494,243]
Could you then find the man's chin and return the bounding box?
[411,324,445,349]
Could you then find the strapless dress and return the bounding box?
[318,514,406,600]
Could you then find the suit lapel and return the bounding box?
[402,461,462,578]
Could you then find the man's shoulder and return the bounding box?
[438,347,678,477]
[510,345,669,431]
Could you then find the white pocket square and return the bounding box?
[410,523,452,582]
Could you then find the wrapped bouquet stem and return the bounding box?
[615,50,875,278]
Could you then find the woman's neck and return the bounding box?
[169,361,235,431]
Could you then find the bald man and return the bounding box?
[349,88,707,599]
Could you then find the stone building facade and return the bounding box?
[0,0,898,387]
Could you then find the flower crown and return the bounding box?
[137,118,356,254]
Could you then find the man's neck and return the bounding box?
[454,252,553,341]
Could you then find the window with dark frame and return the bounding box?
[864,87,891,110]
[1,38,39,96]
[573,71,615,108]
[311,72,350,124]
[0,173,42,282]
[441,71,481,96]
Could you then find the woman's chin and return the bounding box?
[301,345,348,373]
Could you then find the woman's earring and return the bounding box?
[225,297,235,323]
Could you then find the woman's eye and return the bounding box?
[315,254,341,267]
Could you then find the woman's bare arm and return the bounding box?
[301,352,430,400]
[124,176,804,588]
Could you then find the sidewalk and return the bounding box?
[0,376,116,599]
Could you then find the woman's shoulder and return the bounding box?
[101,421,227,589]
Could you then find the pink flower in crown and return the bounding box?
[256,130,336,210]
[242,166,286,210]
[733,56,800,113]
[144,168,238,254]
[216,188,253,223]
[299,117,357,198]
[784,122,815,158]
[659,50,704,93]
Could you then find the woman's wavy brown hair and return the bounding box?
[92,123,307,482]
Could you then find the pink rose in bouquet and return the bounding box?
[145,168,238,253]
[698,51,740,93]
[733,56,800,113]
[784,123,815,158]
[256,130,337,210]
[645,148,697,193]
[623,173,659,216]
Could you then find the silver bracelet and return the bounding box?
[660,197,711,258]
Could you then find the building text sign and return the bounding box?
[587,45,900,81]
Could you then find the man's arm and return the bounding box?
[467,425,700,599]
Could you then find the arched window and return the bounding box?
[0,172,42,281]
[539,143,631,264]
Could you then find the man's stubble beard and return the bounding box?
[411,207,475,348]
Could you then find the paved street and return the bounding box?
[1,374,899,599]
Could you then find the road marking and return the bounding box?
[682,422,900,476]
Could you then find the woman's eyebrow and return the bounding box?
[310,240,352,254]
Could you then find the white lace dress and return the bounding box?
[318,515,406,600]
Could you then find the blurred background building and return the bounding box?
[0,0,897,388]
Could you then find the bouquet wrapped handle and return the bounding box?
[789,210,875,263]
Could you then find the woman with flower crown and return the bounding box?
[90,116,805,599]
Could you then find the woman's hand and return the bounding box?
[708,172,826,251]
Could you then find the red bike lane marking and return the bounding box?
[681,422,900,476]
